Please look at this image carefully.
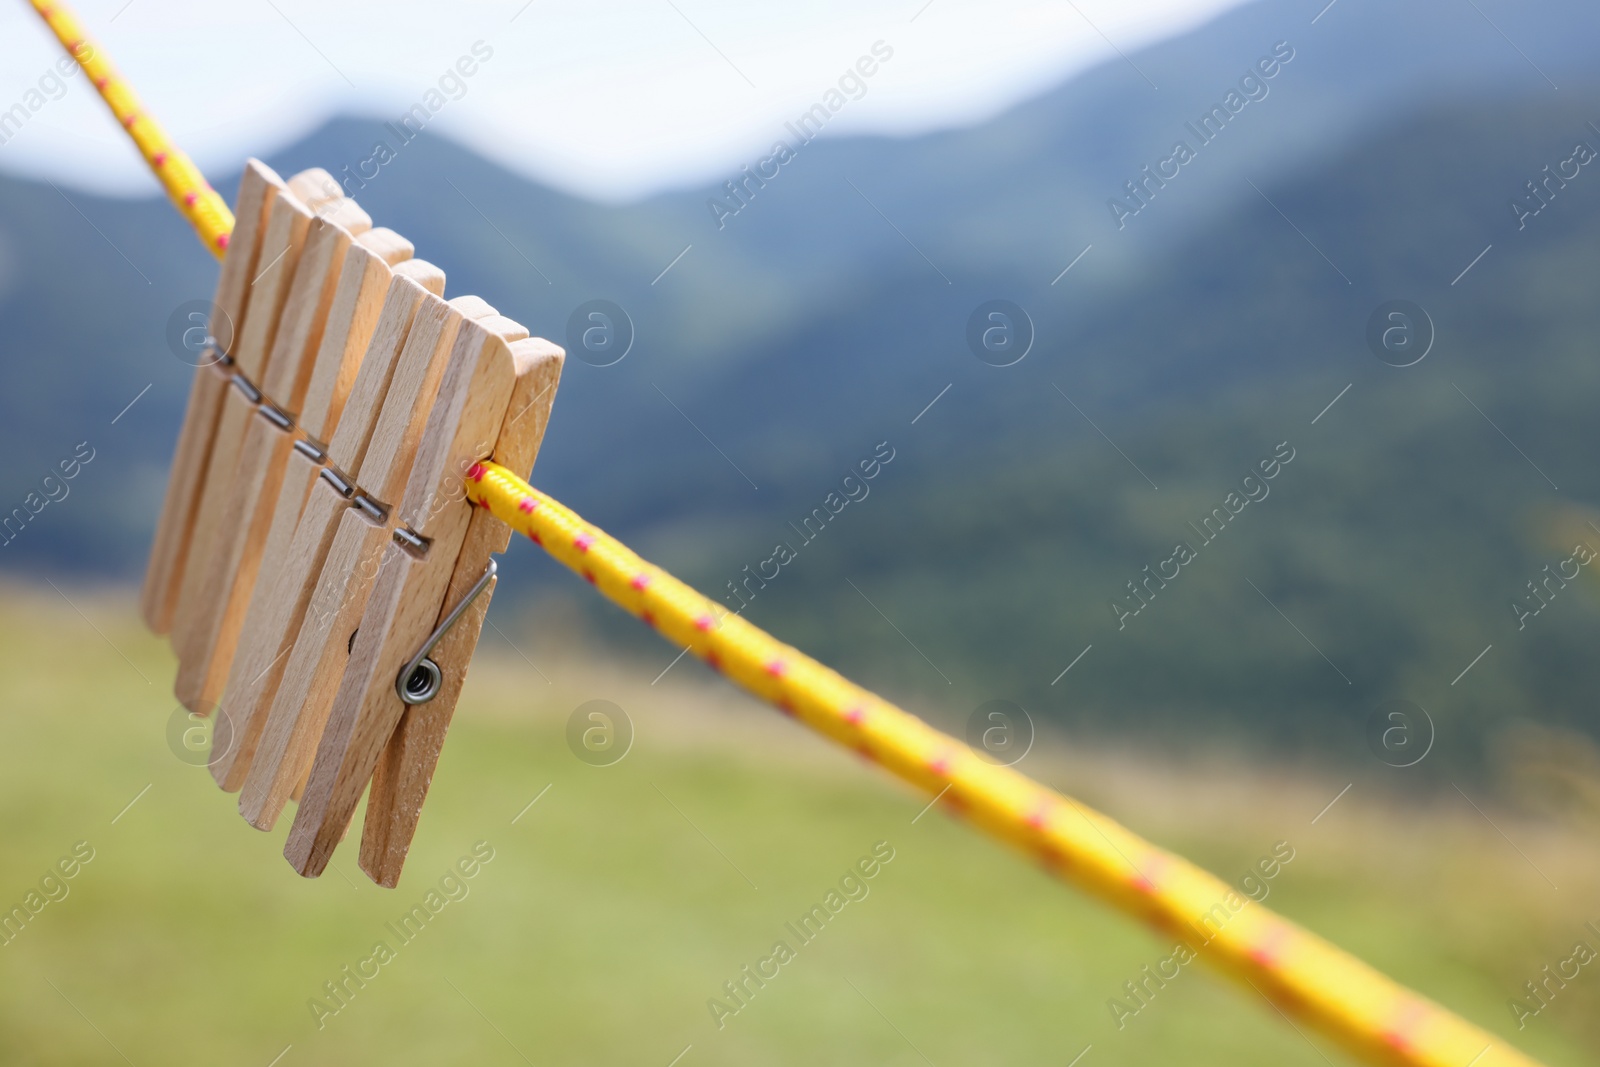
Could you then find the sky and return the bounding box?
[0,0,1252,202]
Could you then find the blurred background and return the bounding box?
[1,0,1598,1063]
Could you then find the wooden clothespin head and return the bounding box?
[140,159,564,886]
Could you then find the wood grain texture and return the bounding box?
[468,338,564,554]
[358,295,497,507]
[170,405,292,713]
[314,197,372,236]
[473,314,529,345]
[209,444,323,790]
[139,160,282,634]
[167,385,259,712]
[137,363,230,635]
[239,297,490,829]
[214,160,286,342]
[284,544,437,874]
[239,501,393,829]
[287,168,340,209]
[228,184,315,383]
[391,257,445,297]
[397,315,523,538]
[213,231,413,787]
[169,183,315,691]
[298,232,413,444]
[172,190,336,711]
[443,295,496,321]
[325,272,437,478]
[359,336,564,886]
[286,317,526,877]
[360,567,496,886]
[357,227,414,265]
[214,468,348,798]
[259,216,356,409]
[228,276,438,812]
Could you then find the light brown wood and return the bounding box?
[211,236,415,789]
[360,336,563,886]
[322,269,439,477]
[361,566,496,883]
[443,295,496,322]
[139,364,230,635]
[141,161,568,876]
[167,385,255,710]
[173,213,358,715]
[314,197,371,236]
[357,227,414,267]
[208,444,322,789]
[397,315,529,538]
[227,185,315,383]
[391,257,445,297]
[216,161,289,336]
[215,471,353,797]
[169,183,316,709]
[223,273,437,807]
[173,406,298,712]
[170,184,317,710]
[297,231,414,445]
[261,216,357,409]
[240,501,393,829]
[140,160,282,633]
[483,339,566,509]
[286,315,530,877]
[241,294,491,829]
[358,296,502,507]
[287,168,341,210]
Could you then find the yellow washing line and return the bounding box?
[26,2,1544,1065]
[29,0,233,255]
[468,464,1536,1067]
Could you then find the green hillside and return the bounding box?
[0,584,1594,1065]
[3,26,1600,775]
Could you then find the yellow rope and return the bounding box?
[28,0,234,257]
[467,461,1536,1067]
[26,1,1546,1063]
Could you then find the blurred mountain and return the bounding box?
[1,0,1597,768]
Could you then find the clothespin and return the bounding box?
[170,182,373,715]
[285,315,564,879]
[141,157,564,885]
[140,159,284,633]
[169,172,317,710]
[209,223,419,790]
[236,288,517,830]
[359,339,562,886]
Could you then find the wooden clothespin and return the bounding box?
[209,223,419,790]
[234,272,469,828]
[286,315,563,880]
[359,339,562,885]
[169,172,316,710]
[141,158,564,886]
[140,159,284,633]
[170,183,373,715]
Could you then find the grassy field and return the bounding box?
[0,581,1596,1066]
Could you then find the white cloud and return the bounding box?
[0,0,1250,201]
